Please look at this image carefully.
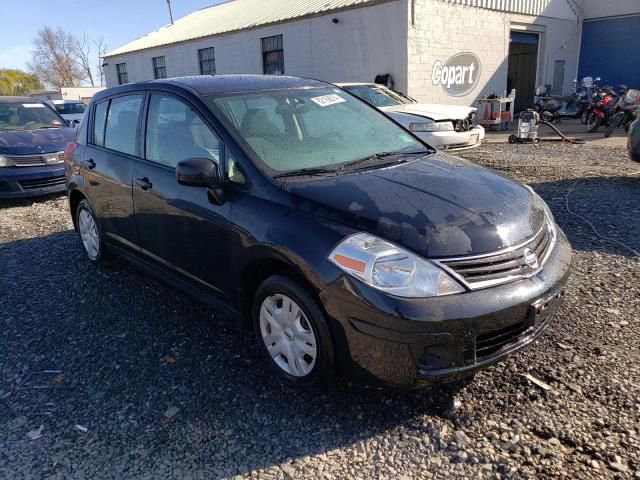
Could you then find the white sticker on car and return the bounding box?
[22,103,46,108]
[310,94,346,107]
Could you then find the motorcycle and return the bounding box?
[534,78,592,123]
[585,86,618,133]
[604,87,639,138]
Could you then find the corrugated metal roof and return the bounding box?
[434,0,580,20]
[105,0,381,57]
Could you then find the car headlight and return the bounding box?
[328,233,464,298]
[0,154,15,167]
[409,121,454,132]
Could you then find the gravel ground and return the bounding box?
[1,143,639,480]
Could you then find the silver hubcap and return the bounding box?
[259,294,317,377]
[78,208,99,260]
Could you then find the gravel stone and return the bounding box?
[1,143,639,479]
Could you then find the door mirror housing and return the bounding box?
[176,158,222,189]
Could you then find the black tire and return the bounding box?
[604,113,623,138]
[252,275,335,386]
[75,199,111,265]
[586,113,602,133]
[541,111,555,123]
[508,135,518,144]
[580,111,588,125]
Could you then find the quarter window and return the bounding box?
[145,94,221,168]
[104,95,143,155]
[261,35,284,75]
[92,101,109,147]
[116,63,128,85]
[152,56,167,79]
[198,47,216,75]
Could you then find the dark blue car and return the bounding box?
[0,96,75,198]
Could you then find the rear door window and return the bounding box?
[104,95,143,156]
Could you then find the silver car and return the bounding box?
[337,83,484,151]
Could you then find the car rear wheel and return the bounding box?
[76,199,110,265]
[253,275,334,385]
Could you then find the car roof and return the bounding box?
[94,75,331,101]
[0,96,46,104]
[52,99,84,104]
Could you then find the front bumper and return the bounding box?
[415,125,485,151]
[321,228,572,387]
[0,165,66,199]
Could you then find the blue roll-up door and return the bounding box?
[579,16,640,88]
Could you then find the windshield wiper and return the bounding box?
[340,150,427,171]
[273,166,339,179]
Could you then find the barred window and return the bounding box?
[152,56,167,79]
[261,35,284,75]
[198,47,216,75]
[116,63,128,85]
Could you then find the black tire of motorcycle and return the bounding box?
[580,111,589,125]
[586,114,601,133]
[604,113,623,138]
[541,111,555,123]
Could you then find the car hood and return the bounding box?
[380,104,476,121]
[285,152,545,258]
[0,127,75,155]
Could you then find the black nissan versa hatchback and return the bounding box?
[65,75,572,387]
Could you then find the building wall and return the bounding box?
[581,0,640,20]
[104,1,408,92]
[407,0,581,106]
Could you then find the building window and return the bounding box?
[198,47,216,75]
[116,63,128,85]
[261,35,284,75]
[152,56,167,79]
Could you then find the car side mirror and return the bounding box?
[176,158,222,188]
[176,158,226,205]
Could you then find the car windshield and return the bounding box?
[207,87,427,174]
[343,85,414,107]
[54,102,86,114]
[0,102,66,131]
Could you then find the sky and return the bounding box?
[0,0,225,73]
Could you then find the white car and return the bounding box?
[337,83,484,151]
[51,100,87,127]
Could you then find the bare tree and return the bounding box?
[94,37,109,87]
[28,27,86,88]
[73,34,95,87]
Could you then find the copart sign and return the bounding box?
[431,52,481,97]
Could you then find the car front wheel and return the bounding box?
[253,275,335,385]
[76,199,110,265]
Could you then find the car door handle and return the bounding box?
[86,159,96,169]
[136,177,153,190]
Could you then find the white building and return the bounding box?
[104,0,640,112]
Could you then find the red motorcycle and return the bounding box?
[585,87,618,133]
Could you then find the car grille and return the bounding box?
[437,220,555,289]
[475,321,530,360]
[7,152,64,167]
[453,118,473,132]
[19,175,66,191]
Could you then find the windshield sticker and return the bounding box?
[22,103,45,108]
[310,94,346,107]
